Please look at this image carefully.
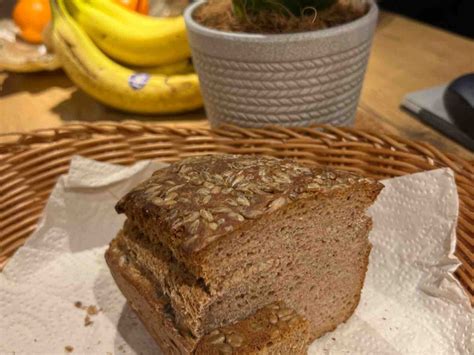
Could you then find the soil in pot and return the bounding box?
[193,0,369,34]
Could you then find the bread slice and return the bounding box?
[114,155,383,339]
[105,239,310,354]
[118,216,372,339]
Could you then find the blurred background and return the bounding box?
[1,0,473,38]
[379,0,473,38]
[0,0,473,157]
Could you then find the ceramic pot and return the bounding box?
[184,0,378,127]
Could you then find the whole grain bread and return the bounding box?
[113,155,383,339]
[105,239,310,354]
[116,155,381,285]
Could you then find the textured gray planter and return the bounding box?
[184,0,378,127]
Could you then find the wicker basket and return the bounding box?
[1,122,472,303]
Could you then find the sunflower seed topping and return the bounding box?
[119,154,378,253]
[228,212,244,222]
[217,344,232,354]
[203,181,215,189]
[314,177,324,184]
[211,186,222,194]
[167,184,185,192]
[241,210,262,219]
[183,211,200,223]
[208,332,225,344]
[225,198,239,207]
[152,197,164,206]
[211,207,233,214]
[197,188,210,195]
[266,303,280,310]
[236,196,250,206]
[226,333,244,347]
[277,308,293,318]
[165,192,178,201]
[268,197,286,212]
[200,209,214,222]
[231,174,244,187]
[189,219,200,234]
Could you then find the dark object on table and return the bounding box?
[444,73,474,140]
[402,78,474,151]
[379,0,474,39]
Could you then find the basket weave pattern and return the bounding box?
[0,122,472,301]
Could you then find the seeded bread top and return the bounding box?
[116,154,379,254]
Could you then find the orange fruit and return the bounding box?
[12,0,51,44]
[114,0,149,14]
[136,0,149,15]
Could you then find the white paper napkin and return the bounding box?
[0,156,471,355]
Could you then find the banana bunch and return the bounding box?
[51,0,202,114]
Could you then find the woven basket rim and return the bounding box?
[1,120,473,165]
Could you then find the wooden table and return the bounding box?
[1,12,473,159]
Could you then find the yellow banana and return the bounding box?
[74,0,194,74]
[65,0,190,66]
[80,0,177,29]
[51,0,202,114]
[127,59,195,76]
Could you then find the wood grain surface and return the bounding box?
[0,12,473,159]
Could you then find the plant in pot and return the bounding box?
[184,0,378,127]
